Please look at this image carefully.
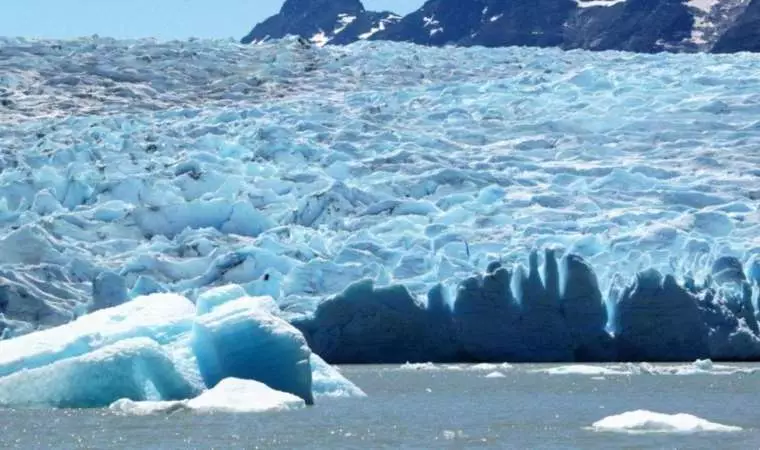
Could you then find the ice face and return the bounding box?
[299,251,760,363]
[191,297,315,404]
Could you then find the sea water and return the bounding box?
[1,363,757,449]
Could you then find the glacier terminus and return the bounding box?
[0,34,759,418]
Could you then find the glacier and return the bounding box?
[0,34,759,378]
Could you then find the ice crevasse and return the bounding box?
[0,288,365,410]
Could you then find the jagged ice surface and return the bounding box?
[0,37,760,363]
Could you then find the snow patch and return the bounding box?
[575,0,627,7]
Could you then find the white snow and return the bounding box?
[590,410,742,433]
[423,16,440,28]
[334,15,357,35]
[687,0,720,13]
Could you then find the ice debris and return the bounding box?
[590,410,742,434]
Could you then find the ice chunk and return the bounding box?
[590,410,742,433]
[110,377,305,415]
[397,362,441,371]
[0,338,198,408]
[191,297,314,404]
[310,353,366,398]
[711,256,746,286]
[129,276,165,298]
[187,377,305,413]
[484,371,506,378]
[536,365,628,376]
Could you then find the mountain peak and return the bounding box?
[241,0,398,46]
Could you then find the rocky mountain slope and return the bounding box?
[241,0,759,53]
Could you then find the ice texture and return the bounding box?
[590,410,742,433]
[1,37,760,364]
[0,293,196,378]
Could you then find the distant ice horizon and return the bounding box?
[0,0,423,40]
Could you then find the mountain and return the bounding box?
[712,0,760,52]
[241,0,400,45]
[241,0,760,53]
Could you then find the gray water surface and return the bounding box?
[1,364,757,449]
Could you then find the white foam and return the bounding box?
[590,410,742,434]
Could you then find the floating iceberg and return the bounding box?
[590,410,742,434]
[110,378,305,415]
[0,288,365,409]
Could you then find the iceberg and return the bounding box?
[110,378,305,415]
[0,288,367,409]
[590,410,742,433]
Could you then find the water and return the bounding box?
[1,364,757,449]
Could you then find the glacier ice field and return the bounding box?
[0,35,759,408]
